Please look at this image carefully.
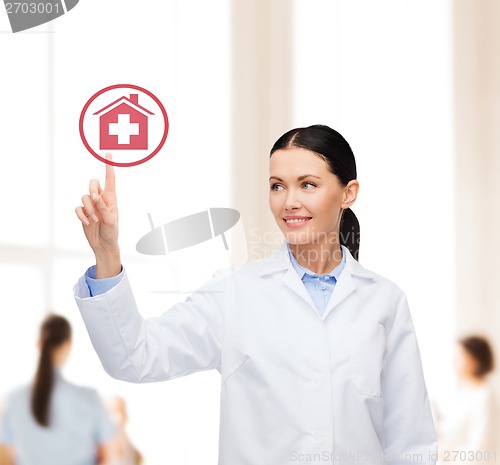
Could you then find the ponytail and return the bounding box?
[31,315,71,427]
[340,207,360,261]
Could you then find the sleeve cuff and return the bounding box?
[85,265,124,297]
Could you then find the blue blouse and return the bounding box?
[1,368,116,465]
[286,242,346,316]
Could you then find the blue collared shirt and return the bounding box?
[85,265,124,297]
[286,242,346,316]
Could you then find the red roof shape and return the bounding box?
[93,94,154,117]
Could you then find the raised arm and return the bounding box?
[74,154,228,382]
[74,269,228,383]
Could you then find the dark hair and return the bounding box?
[270,124,360,260]
[32,314,71,427]
[459,336,494,378]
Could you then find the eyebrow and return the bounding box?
[269,175,322,182]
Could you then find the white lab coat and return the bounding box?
[74,242,437,465]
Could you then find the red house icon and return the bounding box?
[93,94,154,150]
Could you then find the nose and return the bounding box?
[284,189,302,211]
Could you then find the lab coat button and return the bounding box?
[313,374,325,385]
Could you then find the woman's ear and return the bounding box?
[341,180,359,209]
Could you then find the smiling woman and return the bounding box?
[269,125,360,270]
[73,124,438,465]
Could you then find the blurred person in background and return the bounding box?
[435,336,498,464]
[0,445,12,465]
[0,314,116,465]
[107,397,144,465]
[0,402,12,465]
[0,426,11,465]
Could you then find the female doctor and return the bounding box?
[74,125,438,465]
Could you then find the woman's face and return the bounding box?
[269,147,358,245]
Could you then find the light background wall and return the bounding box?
[0,1,498,463]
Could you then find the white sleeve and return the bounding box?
[383,292,438,465]
[73,269,229,383]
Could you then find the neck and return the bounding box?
[289,240,342,275]
[459,373,486,387]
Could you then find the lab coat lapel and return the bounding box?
[322,246,374,321]
[282,265,317,311]
[321,263,356,321]
[258,241,317,312]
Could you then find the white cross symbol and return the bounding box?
[108,114,139,144]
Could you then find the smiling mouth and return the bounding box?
[283,217,312,224]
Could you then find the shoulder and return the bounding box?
[226,242,292,279]
[198,254,273,286]
[311,243,407,306]
[342,249,412,323]
[479,379,499,403]
[60,379,103,405]
[4,384,30,405]
[351,258,407,296]
[1,385,31,420]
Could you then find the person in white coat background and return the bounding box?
[435,336,498,464]
[74,124,438,465]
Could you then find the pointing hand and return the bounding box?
[75,153,121,277]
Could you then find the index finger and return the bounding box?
[104,152,116,193]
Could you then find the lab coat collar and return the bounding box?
[259,241,375,279]
[259,241,375,320]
